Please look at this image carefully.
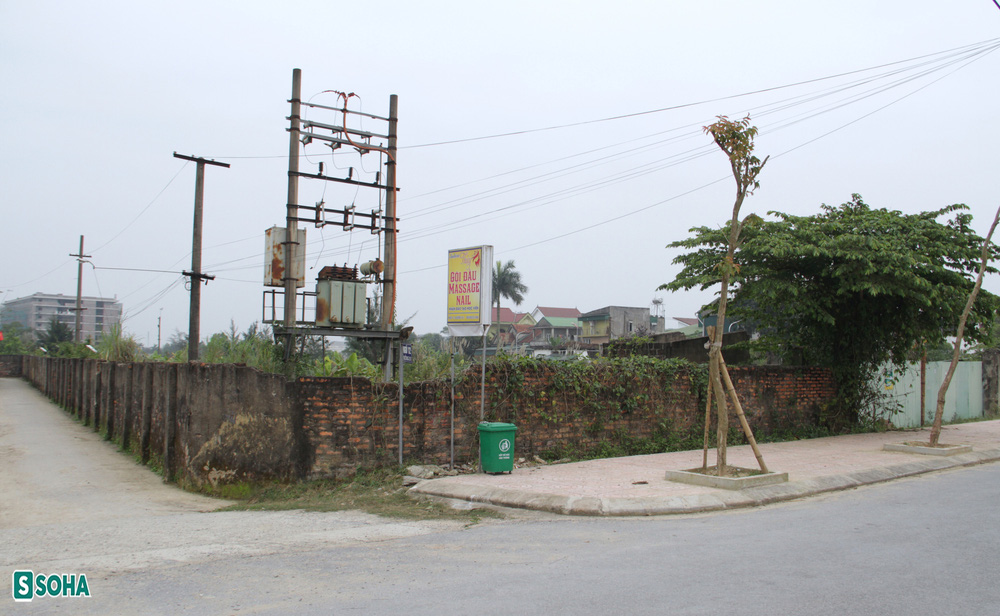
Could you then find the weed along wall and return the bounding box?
[17,355,837,485]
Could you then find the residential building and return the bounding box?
[528,306,582,347]
[665,316,702,338]
[580,306,652,344]
[698,308,748,337]
[0,293,123,342]
[488,306,532,345]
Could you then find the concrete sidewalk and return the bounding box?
[410,420,1000,516]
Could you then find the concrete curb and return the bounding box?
[410,447,1000,516]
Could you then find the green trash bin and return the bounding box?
[478,422,517,474]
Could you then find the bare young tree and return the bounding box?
[703,116,769,476]
[929,203,1000,446]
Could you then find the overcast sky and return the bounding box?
[2,1,999,346]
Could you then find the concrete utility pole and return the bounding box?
[173,152,230,361]
[381,94,398,380]
[381,94,398,332]
[69,235,91,343]
[284,68,302,333]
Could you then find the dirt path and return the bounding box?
[0,378,464,589]
[0,378,225,529]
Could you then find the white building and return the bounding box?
[1,293,123,342]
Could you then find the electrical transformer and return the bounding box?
[315,265,367,328]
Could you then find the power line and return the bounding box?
[95,266,186,275]
[137,36,1000,287]
[4,260,74,291]
[400,37,1000,149]
[394,62,979,246]
[399,47,1000,274]
[204,38,1000,162]
[91,161,191,254]
[122,277,185,323]
[399,37,1000,219]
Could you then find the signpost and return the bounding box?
[446,245,494,470]
[447,245,493,416]
[447,246,493,336]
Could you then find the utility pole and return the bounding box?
[173,152,230,361]
[381,94,398,332]
[284,69,302,339]
[281,72,400,378]
[381,94,398,379]
[69,235,91,343]
[157,308,163,355]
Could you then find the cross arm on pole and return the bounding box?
[173,152,232,169]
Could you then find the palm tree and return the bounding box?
[492,260,528,345]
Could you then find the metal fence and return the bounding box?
[884,361,983,428]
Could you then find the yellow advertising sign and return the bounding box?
[447,247,487,324]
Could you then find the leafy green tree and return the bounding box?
[663,194,999,423]
[161,330,188,357]
[36,318,74,353]
[0,321,31,354]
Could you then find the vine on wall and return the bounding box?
[480,354,708,427]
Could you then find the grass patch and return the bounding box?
[202,467,502,523]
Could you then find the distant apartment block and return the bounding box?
[1,292,123,342]
[580,306,655,344]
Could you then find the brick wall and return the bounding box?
[17,355,837,483]
[299,361,838,476]
[725,366,836,432]
[21,356,295,483]
[0,355,23,378]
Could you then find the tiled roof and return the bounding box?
[535,306,581,318]
[491,307,519,323]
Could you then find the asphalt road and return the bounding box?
[3,377,999,615]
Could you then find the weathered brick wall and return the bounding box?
[299,376,380,477]
[299,362,838,476]
[0,355,23,377]
[17,355,838,483]
[476,365,702,458]
[726,366,836,432]
[21,356,296,483]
